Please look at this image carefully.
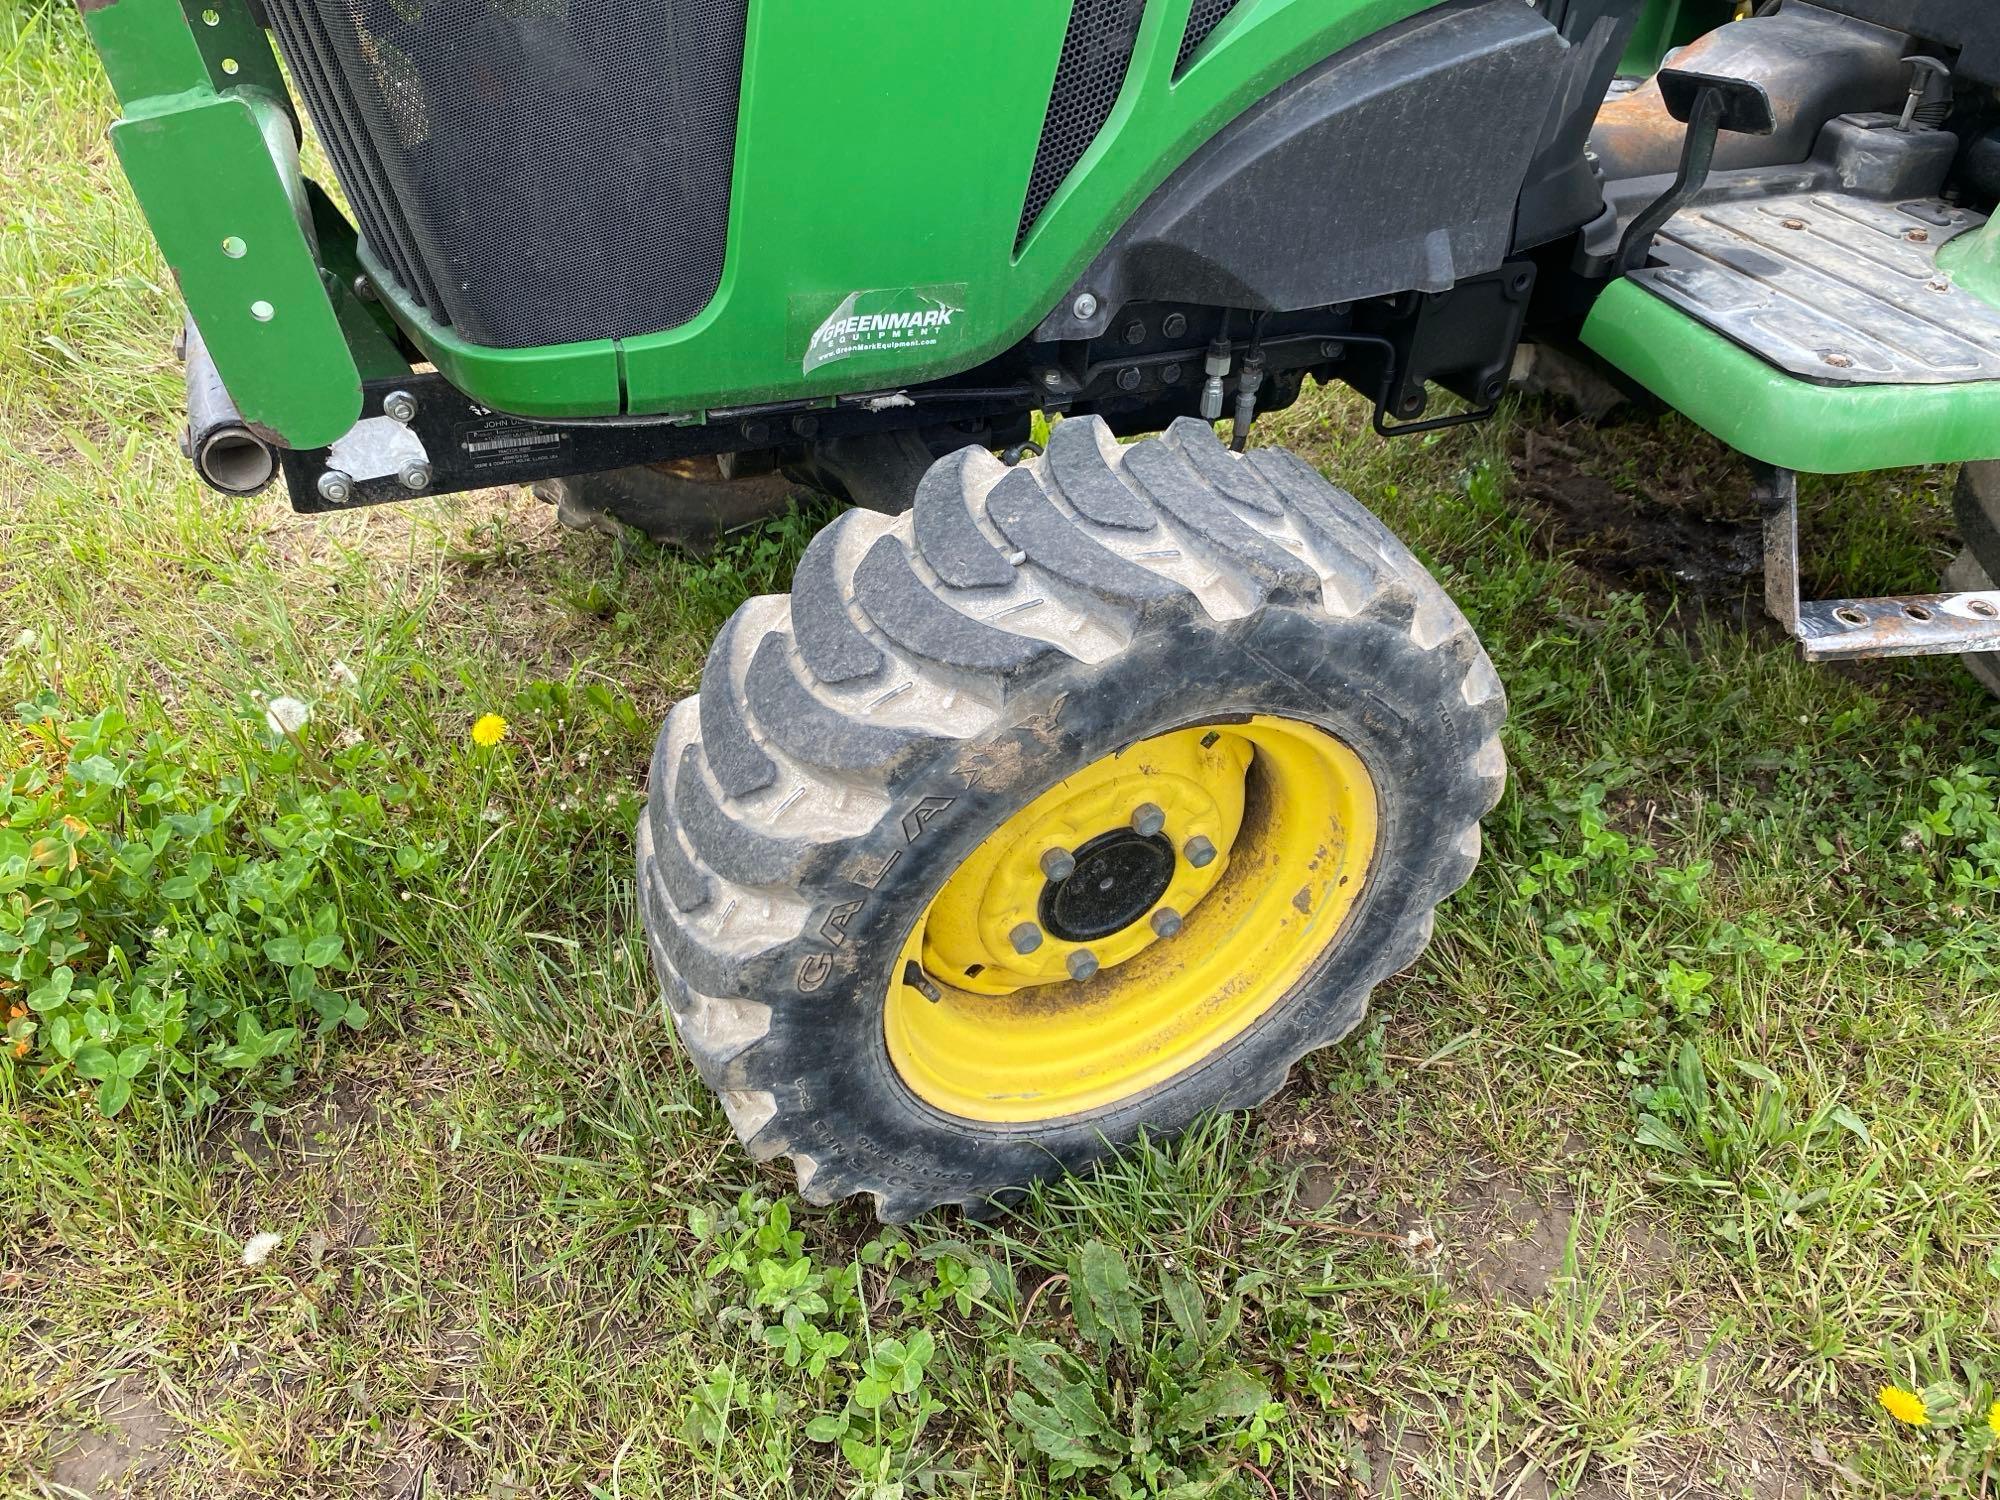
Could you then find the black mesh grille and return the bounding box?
[1175,0,1242,75]
[266,0,749,350]
[1018,0,1148,250]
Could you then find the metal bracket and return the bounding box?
[1758,465,2000,661]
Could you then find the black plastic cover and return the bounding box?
[1041,0,1566,327]
[1800,0,1999,85]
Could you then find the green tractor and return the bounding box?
[84,0,2000,1217]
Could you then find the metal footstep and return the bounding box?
[1759,467,2000,662]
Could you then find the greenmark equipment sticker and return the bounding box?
[794,284,968,376]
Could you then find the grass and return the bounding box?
[4,7,2000,1497]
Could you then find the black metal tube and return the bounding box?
[182,318,277,496]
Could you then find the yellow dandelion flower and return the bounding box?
[1878,1386,1928,1427]
[1988,1399,1999,1439]
[470,714,508,749]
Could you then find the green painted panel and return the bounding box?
[84,0,354,448]
[1618,0,1735,78]
[1583,279,2000,474]
[1940,217,2000,309]
[111,91,360,447]
[374,0,1434,419]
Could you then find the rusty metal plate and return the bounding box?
[1630,191,2000,385]
[1793,589,2000,660]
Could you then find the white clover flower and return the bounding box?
[12,628,37,652]
[240,1231,283,1267]
[328,660,360,690]
[264,696,312,736]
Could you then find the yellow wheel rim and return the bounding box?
[884,716,1378,1123]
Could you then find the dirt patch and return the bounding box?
[1513,428,1762,600]
[1444,1166,1575,1305]
[44,1373,178,1497]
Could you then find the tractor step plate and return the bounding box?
[1631,191,2000,386]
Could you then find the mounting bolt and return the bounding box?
[1066,949,1100,982]
[352,274,376,301]
[791,413,820,439]
[1131,802,1166,837]
[398,460,432,491]
[1040,847,1076,882]
[1161,363,1184,386]
[1010,922,1044,956]
[1041,368,1065,390]
[1123,320,1147,346]
[1071,292,1100,322]
[316,469,354,505]
[1116,367,1143,393]
[1184,834,1217,869]
[1162,313,1188,339]
[1151,908,1183,939]
[381,388,418,423]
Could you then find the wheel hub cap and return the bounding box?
[1040,828,1177,942]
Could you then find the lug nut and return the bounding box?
[1131,802,1166,837]
[399,460,432,491]
[1066,949,1100,982]
[381,388,418,423]
[1041,847,1076,882]
[1151,907,1183,939]
[316,469,354,505]
[1184,835,1218,869]
[1010,922,1044,955]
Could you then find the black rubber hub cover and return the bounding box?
[1040,828,1176,942]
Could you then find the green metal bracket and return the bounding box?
[81,0,360,449]
[1583,279,2000,474]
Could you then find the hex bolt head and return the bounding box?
[352,274,376,301]
[381,388,418,424]
[1116,367,1143,393]
[1072,292,1100,322]
[1162,312,1189,339]
[1066,949,1100,982]
[1041,368,1065,390]
[399,461,432,491]
[1123,320,1147,346]
[1131,802,1166,838]
[316,469,354,505]
[1010,922,1044,956]
[1151,907,1183,939]
[1184,834,1218,869]
[1040,847,1076,882]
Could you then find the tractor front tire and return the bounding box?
[636,416,1507,1219]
